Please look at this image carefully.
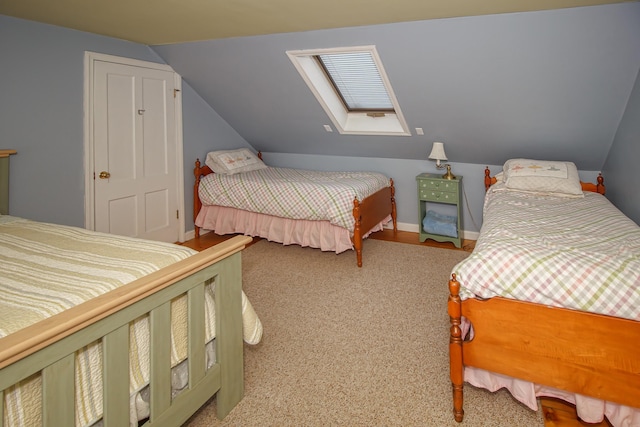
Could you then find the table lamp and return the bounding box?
[428,142,456,180]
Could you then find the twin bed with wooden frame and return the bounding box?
[193,150,397,267]
[448,160,640,426]
[0,150,261,426]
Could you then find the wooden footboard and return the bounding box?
[352,180,397,267]
[0,235,252,425]
[448,274,640,422]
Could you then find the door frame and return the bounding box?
[83,51,186,242]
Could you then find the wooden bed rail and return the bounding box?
[484,167,606,194]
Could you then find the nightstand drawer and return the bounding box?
[418,179,458,193]
[421,189,458,202]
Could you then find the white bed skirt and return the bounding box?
[195,205,390,254]
[464,367,639,427]
[461,317,639,427]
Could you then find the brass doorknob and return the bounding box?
[99,171,111,179]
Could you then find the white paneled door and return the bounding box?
[91,58,181,242]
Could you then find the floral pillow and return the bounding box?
[502,158,583,197]
[205,149,267,175]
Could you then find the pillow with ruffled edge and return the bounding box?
[502,158,583,197]
[205,149,267,175]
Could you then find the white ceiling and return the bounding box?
[0,0,631,45]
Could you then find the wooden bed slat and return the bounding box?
[150,302,173,420]
[103,324,130,427]
[42,353,75,427]
[188,284,207,387]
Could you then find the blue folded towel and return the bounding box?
[423,210,458,238]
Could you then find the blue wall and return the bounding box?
[262,152,602,235]
[0,15,249,228]
[602,69,640,225]
[0,10,637,236]
[152,3,640,171]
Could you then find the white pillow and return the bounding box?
[205,149,267,175]
[502,158,583,197]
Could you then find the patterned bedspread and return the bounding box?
[453,185,640,321]
[0,216,262,426]
[198,167,391,232]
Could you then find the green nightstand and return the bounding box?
[416,173,462,248]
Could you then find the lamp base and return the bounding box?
[442,164,456,180]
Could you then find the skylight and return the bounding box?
[317,52,394,112]
[287,46,410,136]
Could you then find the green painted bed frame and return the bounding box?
[0,150,16,215]
[0,232,251,426]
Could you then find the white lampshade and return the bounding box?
[428,142,447,166]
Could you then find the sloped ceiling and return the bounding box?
[2,1,638,170]
[0,0,631,44]
[152,2,640,170]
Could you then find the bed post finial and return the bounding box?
[484,167,492,192]
[597,173,605,195]
[448,273,464,422]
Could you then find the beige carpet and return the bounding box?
[185,239,544,426]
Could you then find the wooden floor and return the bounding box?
[180,228,476,252]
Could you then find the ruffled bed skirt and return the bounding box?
[464,367,639,427]
[195,205,390,254]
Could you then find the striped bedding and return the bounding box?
[453,184,640,320]
[0,215,262,427]
[198,166,392,232]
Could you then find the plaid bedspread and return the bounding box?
[453,186,640,321]
[198,167,391,232]
[0,216,262,426]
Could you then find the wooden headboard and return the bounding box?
[0,149,17,215]
[484,166,605,195]
[192,151,263,233]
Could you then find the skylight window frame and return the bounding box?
[287,45,411,136]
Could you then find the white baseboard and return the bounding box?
[184,229,195,241]
[184,228,210,242]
